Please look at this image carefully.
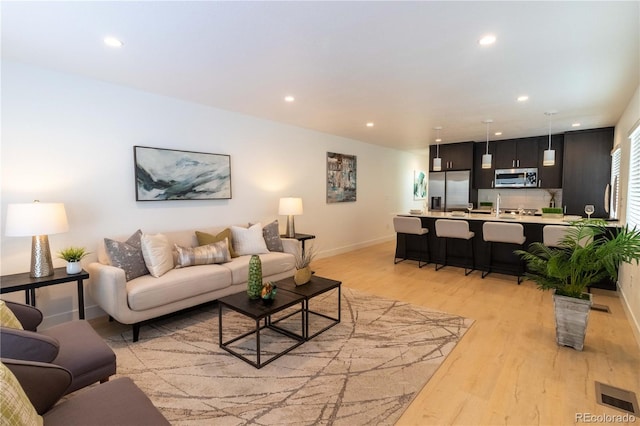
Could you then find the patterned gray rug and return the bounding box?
[103,287,473,425]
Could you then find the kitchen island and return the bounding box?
[396,211,620,289]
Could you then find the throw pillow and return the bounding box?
[231,223,269,256]
[195,228,237,258]
[140,233,174,278]
[0,300,24,330]
[0,362,43,426]
[104,229,150,281]
[251,220,284,252]
[174,240,231,268]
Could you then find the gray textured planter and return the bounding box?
[553,291,593,351]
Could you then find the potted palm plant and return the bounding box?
[57,246,90,274]
[517,219,640,350]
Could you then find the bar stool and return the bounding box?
[482,221,526,283]
[393,216,430,268]
[434,219,475,275]
[543,225,569,248]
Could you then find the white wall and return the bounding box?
[615,85,640,344]
[1,61,428,323]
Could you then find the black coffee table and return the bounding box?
[218,290,305,369]
[273,275,341,340]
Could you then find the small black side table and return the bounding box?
[0,268,89,319]
[281,233,316,256]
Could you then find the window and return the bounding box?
[626,125,640,228]
[610,146,621,219]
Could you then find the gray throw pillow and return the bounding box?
[104,229,150,281]
[262,220,284,252]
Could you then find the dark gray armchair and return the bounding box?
[0,300,116,394]
[3,358,170,425]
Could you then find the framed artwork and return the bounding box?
[134,146,231,201]
[413,170,427,200]
[326,152,357,203]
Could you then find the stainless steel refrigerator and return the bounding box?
[428,170,471,211]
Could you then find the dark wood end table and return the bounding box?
[218,290,305,369]
[280,233,316,257]
[0,268,89,319]
[274,275,341,340]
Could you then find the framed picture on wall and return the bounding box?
[413,170,427,200]
[134,146,232,201]
[326,152,357,203]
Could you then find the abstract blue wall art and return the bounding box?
[134,146,231,201]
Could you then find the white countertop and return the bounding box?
[401,211,620,226]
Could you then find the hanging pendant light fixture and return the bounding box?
[543,111,557,166]
[481,119,493,169]
[433,126,443,171]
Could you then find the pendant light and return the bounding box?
[433,126,443,171]
[481,119,493,169]
[543,111,557,166]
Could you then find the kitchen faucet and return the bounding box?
[496,193,501,217]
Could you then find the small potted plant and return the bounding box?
[293,244,316,286]
[516,219,640,350]
[57,246,90,274]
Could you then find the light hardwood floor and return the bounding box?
[312,241,640,426]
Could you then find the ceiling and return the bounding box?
[2,1,638,153]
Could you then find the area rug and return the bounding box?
[103,287,473,425]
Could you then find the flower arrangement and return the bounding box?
[57,246,90,263]
[295,244,317,269]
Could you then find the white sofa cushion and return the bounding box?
[224,252,296,285]
[231,223,269,255]
[126,265,232,311]
[140,233,174,278]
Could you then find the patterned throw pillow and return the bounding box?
[261,220,284,252]
[0,362,43,426]
[231,223,269,256]
[140,233,174,278]
[174,240,231,268]
[0,300,23,330]
[104,229,150,281]
[195,228,237,258]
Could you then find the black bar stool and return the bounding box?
[393,216,430,268]
[482,221,526,283]
[434,219,475,275]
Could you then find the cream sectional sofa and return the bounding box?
[87,226,298,341]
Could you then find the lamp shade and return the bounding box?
[6,202,69,236]
[481,154,492,169]
[432,157,442,171]
[278,197,303,216]
[543,149,556,166]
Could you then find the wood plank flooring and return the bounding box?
[312,241,640,426]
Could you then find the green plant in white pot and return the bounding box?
[57,246,90,275]
[516,219,640,350]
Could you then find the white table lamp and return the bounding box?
[5,201,69,277]
[279,197,303,238]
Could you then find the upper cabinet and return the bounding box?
[537,134,563,188]
[494,137,538,169]
[429,141,474,171]
[562,127,613,218]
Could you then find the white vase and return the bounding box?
[66,261,82,274]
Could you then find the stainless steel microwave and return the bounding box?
[494,168,538,188]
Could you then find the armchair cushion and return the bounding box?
[1,300,24,330]
[2,358,71,415]
[0,360,44,425]
[0,328,60,363]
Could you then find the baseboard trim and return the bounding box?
[317,235,395,259]
[618,283,640,350]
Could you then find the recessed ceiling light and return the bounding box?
[572,123,581,127]
[103,36,123,48]
[517,95,529,102]
[494,132,503,136]
[284,95,295,102]
[366,122,375,128]
[479,34,496,46]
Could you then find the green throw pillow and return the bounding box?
[0,361,43,426]
[0,300,23,330]
[196,229,237,258]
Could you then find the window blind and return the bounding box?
[626,125,640,228]
[610,146,621,219]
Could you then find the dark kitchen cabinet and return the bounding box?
[562,127,613,218]
[473,141,496,189]
[429,141,474,171]
[537,134,564,188]
[494,137,539,169]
